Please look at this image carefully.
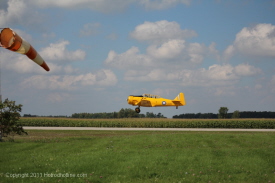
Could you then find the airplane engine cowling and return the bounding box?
[127,96,134,105]
[127,96,140,106]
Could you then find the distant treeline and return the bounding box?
[23,114,68,118]
[173,111,275,119]
[71,108,166,118]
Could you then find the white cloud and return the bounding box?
[27,0,134,13]
[223,45,235,60]
[212,86,236,96]
[26,0,190,12]
[186,43,208,64]
[1,37,86,73]
[0,0,27,26]
[206,64,237,81]
[272,75,275,84]
[224,23,275,59]
[106,33,118,40]
[176,64,240,87]
[0,50,50,74]
[234,63,262,76]
[106,20,216,70]
[271,75,275,92]
[47,92,71,103]
[0,0,43,27]
[124,63,262,88]
[105,47,153,69]
[130,20,197,43]
[79,23,101,37]
[21,69,117,90]
[147,39,186,59]
[125,69,177,81]
[40,40,86,62]
[139,0,191,10]
[95,69,118,86]
[105,40,218,69]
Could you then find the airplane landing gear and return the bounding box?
[135,107,141,113]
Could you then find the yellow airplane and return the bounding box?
[127,93,186,113]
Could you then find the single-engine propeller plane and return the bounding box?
[127,93,186,113]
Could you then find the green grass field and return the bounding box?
[1,130,275,183]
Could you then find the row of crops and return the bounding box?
[19,117,275,129]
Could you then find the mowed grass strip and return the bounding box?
[0,130,275,183]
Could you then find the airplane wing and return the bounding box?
[140,99,152,107]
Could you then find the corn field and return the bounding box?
[19,117,275,129]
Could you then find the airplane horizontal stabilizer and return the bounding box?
[172,93,186,106]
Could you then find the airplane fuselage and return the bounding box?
[127,95,178,107]
[127,93,185,113]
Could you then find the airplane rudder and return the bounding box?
[180,93,186,105]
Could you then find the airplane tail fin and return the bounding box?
[173,93,186,106]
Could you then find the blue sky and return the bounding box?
[0,0,275,118]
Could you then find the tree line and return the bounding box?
[173,110,275,119]
[71,108,166,118]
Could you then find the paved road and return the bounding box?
[24,127,275,132]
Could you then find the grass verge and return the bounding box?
[0,130,275,183]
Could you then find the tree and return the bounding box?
[218,107,228,119]
[118,108,125,118]
[0,98,27,141]
[232,110,240,118]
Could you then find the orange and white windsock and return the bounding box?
[0,28,50,72]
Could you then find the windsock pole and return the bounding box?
[0,28,50,71]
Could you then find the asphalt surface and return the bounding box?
[24,127,275,132]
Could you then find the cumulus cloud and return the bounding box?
[79,23,101,37]
[27,0,134,13]
[105,40,218,69]
[234,63,262,76]
[0,0,194,28]
[0,50,49,74]
[40,40,86,62]
[224,23,275,59]
[0,0,43,27]
[105,47,153,69]
[124,63,262,87]
[213,86,236,96]
[139,0,191,10]
[27,0,191,12]
[47,92,71,103]
[147,39,186,59]
[130,20,197,43]
[21,69,117,90]
[105,20,215,70]
[172,64,240,86]
[0,0,27,26]
[271,75,275,92]
[125,69,180,81]
[105,20,265,89]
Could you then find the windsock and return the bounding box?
[0,28,50,71]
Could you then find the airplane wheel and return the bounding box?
[135,107,141,113]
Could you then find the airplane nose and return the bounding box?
[127,96,132,104]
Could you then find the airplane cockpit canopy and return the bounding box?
[142,94,161,98]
